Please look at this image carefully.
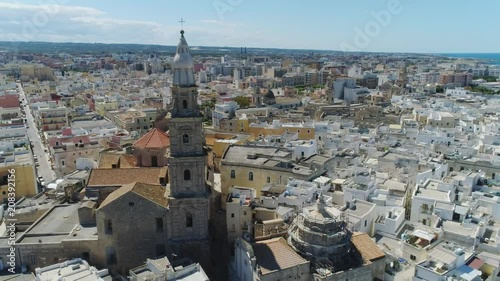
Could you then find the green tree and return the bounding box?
[436,85,444,93]
[468,85,496,95]
[234,96,250,108]
[473,75,498,82]
[200,97,217,112]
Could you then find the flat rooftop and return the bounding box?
[36,259,111,281]
[419,241,473,275]
[18,204,97,244]
[416,188,451,202]
[382,179,407,192]
[130,257,209,281]
[345,201,375,218]
[0,151,32,167]
[223,145,290,165]
[442,221,478,238]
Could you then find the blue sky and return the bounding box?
[0,0,498,53]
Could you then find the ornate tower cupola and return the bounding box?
[172,30,195,87]
[171,30,199,118]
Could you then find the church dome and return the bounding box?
[172,30,195,86]
[172,30,194,69]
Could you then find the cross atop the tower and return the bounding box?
[179,18,186,30]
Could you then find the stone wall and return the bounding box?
[96,192,168,274]
[314,262,373,281]
[167,197,209,241]
[261,261,309,281]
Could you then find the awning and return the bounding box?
[332,179,346,185]
[413,229,434,241]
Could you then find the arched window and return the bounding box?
[185,211,193,228]
[184,170,191,181]
[248,172,253,181]
[182,100,188,109]
[230,170,236,179]
[183,134,189,143]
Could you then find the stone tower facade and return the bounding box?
[166,30,210,242]
[325,75,335,105]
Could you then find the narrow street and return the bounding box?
[17,83,56,188]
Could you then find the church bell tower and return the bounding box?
[167,29,209,241]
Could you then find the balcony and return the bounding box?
[41,113,66,118]
[41,119,67,125]
[420,209,432,215]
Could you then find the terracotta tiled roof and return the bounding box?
[252,237,308,275]
[98,153,137,168]
[0,94,20,108]
[87,167,167,187]
[351,232,385,262]
[133,128,170,148]
[119,154,137,168]
[98,153,120,168]
[99,182,168,209]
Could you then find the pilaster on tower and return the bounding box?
[170,30,200,118]
[168,30,207,197]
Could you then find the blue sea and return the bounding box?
[439,53,500,65]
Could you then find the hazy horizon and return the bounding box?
[0,0,499,53]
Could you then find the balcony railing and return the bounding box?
[41,120,67,125]
[41,113,66,118]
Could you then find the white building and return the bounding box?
[343,174,377,205]
[35,258,110,281]
[278,178,320,207]
[226,186,256,244]
[212,101,239,129]
[410,179,454,227]
[414,242,476,281]
[129,256,209,281]
[344,199,376,236]
[286,140,317,161]
[374,206,406,238]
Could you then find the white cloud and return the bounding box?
[0,2,105,18]
[0,1,273,48]
[0,2,177,44]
